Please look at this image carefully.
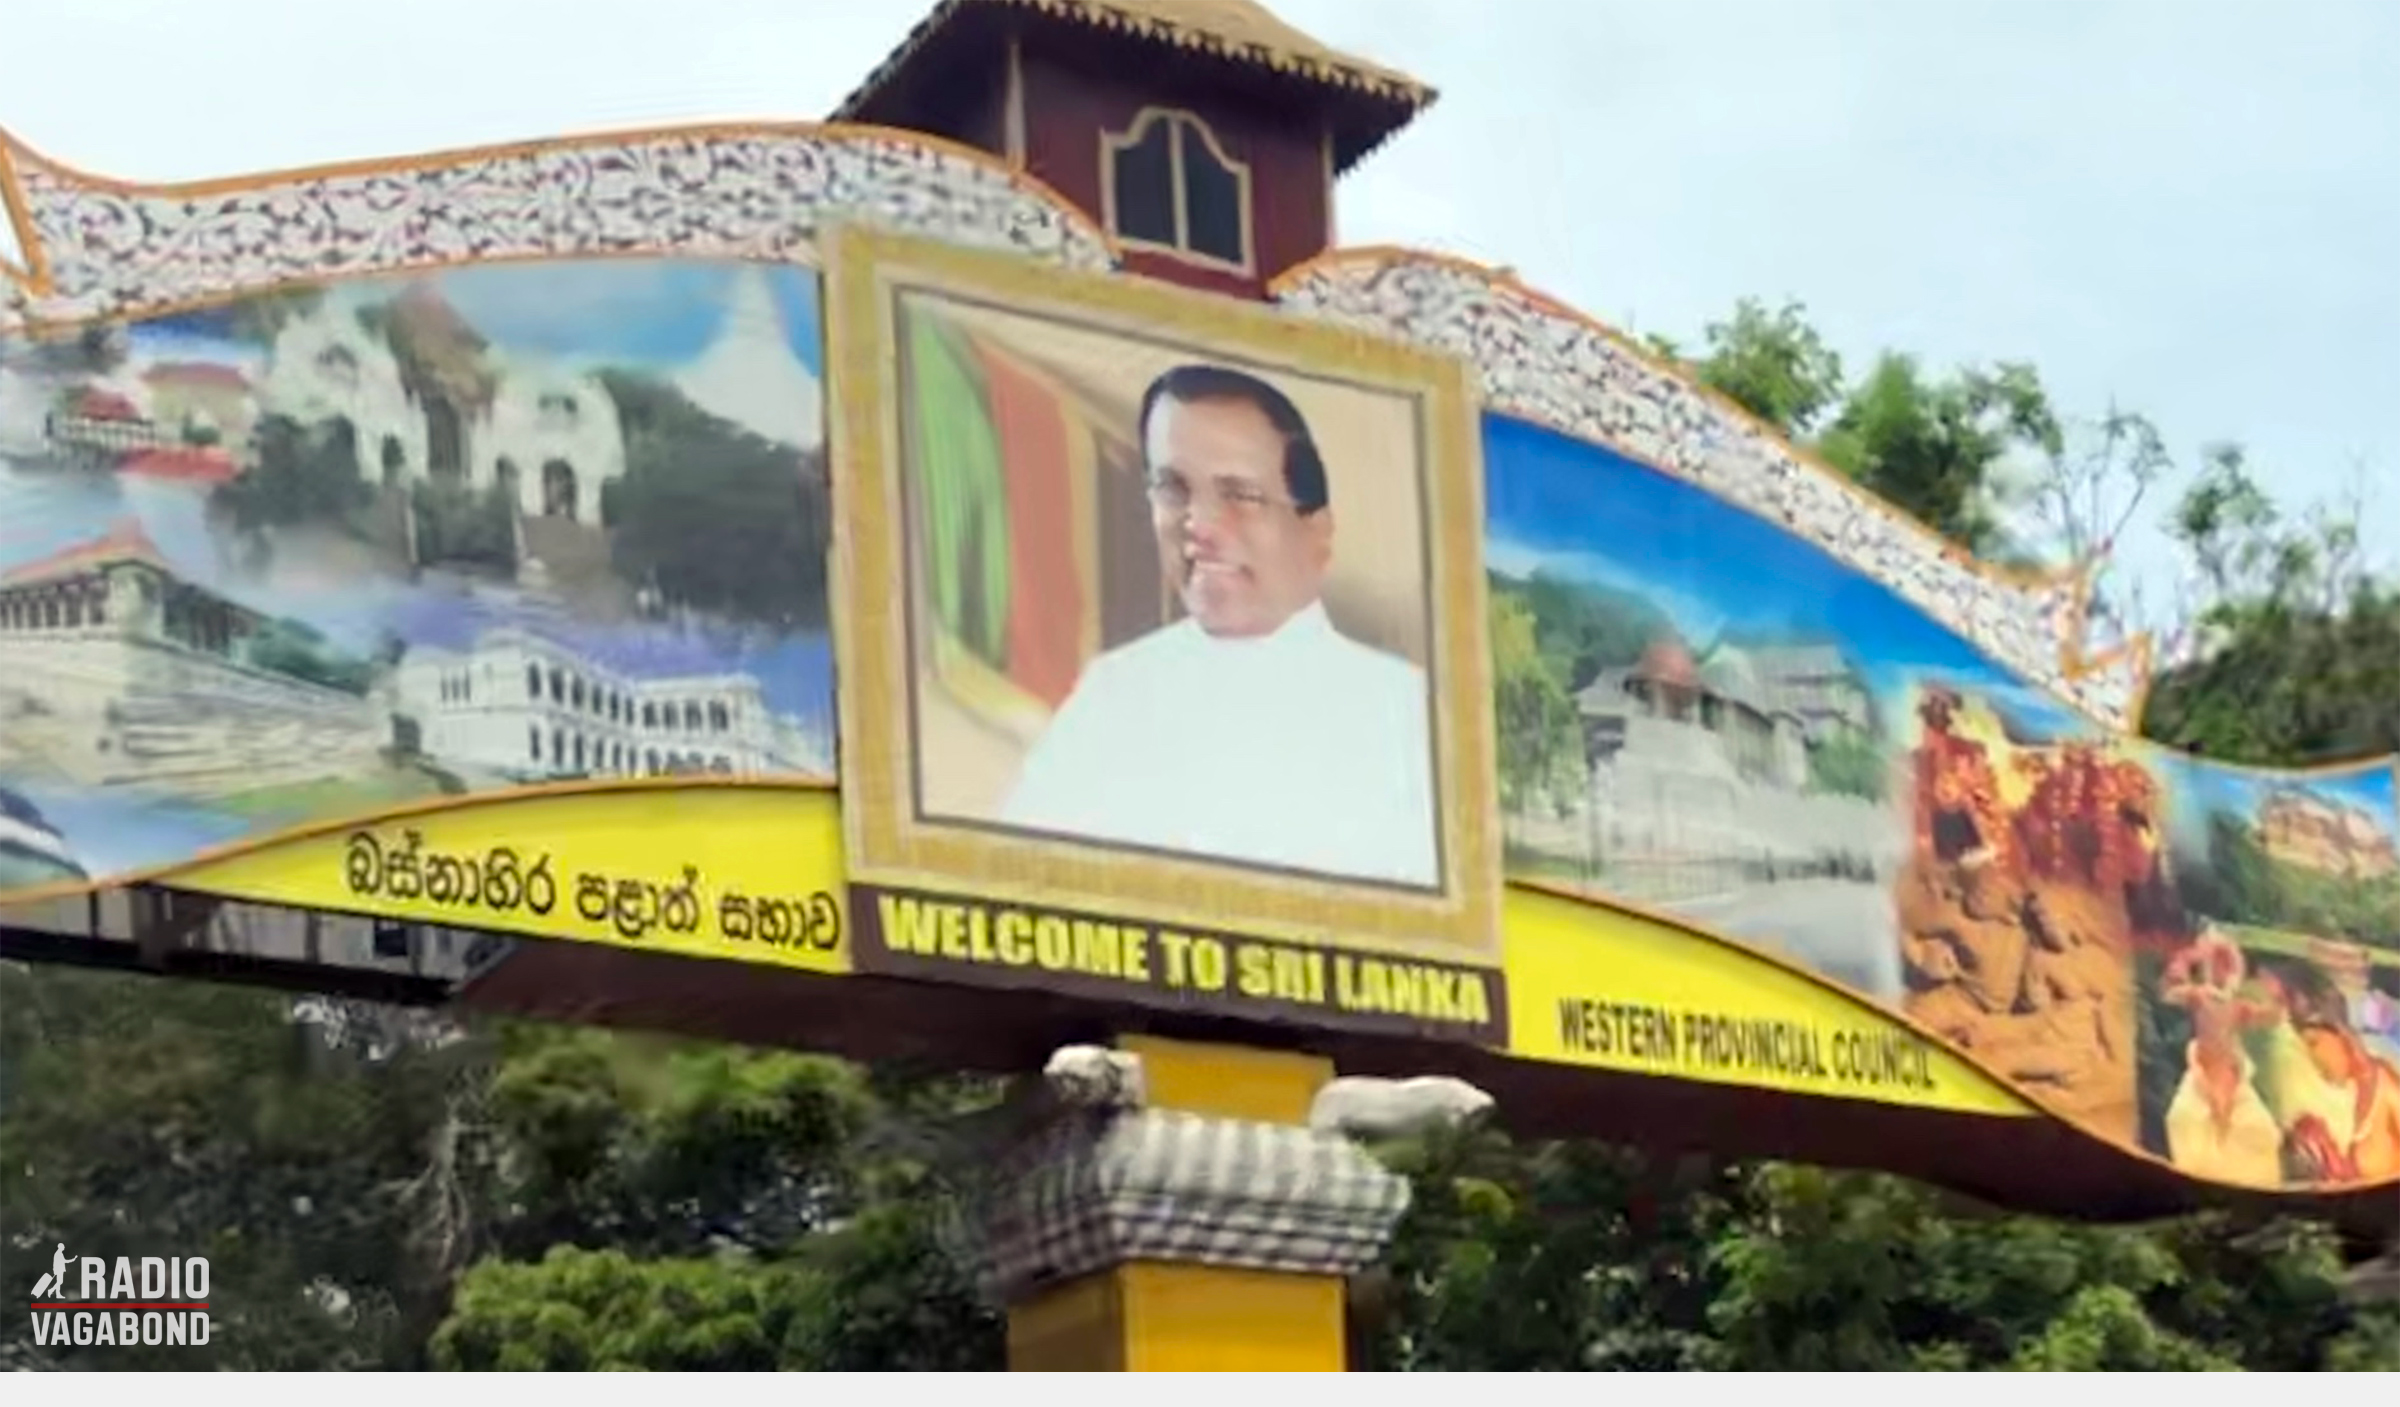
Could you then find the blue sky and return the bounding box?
[1,0,2387,637]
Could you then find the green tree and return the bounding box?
[1815,356,2059,558]
[216,413,372,533]
[1683,297,1848,438]
[1805,729,1887,801]
[1488,587,1579,815]
[431,1247,807,1371]
[2140,446,2399,765]
[0,966,482,1369]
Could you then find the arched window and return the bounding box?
[542,459,579,521]
[1102,109,1251,270]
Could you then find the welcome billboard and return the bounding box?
[2,124,2392,1198]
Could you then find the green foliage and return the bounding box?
[0,964,477,1369]
[1815,355,2058,558]
[597,370,830,632]
[1360,1128,1739,1371]
[778,1196,1003,1371]
[1488,589,1580,814]
[1683,297,1848,438]
[215,413,373,533]
[242,617,376,696]
[1805,728,1888,801]
[431,1247,806,1371]
[1493,568,1669,692]
[2141,446,2400,766]
[478,1026,868,1261]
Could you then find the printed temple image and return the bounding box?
[0,258,838,893]
[1480,414,2400,1187]
[890,288,1446,893]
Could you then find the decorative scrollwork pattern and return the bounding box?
[0,126,1115,329]
[1274,253,2141,729]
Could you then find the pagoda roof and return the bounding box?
[834,0,1434,175]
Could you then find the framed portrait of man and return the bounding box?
[824,225,1501,967]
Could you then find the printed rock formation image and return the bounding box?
[1896,686,2177,1143]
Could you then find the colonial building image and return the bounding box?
[1578,638,1814,793]
[1496,626,1904,996]
[391,625,831,784]
[256,289,630,526]
[0,518,387,797]
[140,360,255,450]
[1556,633,1896,906]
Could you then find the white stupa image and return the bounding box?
[674,265,824,453]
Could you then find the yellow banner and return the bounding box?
[1502,885,2031,1117]
[169,785,850,975]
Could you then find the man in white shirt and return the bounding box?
[998,364,1442,890]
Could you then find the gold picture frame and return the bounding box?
[824,223,1502,965]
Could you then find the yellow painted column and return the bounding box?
[994,1036,1391,1372]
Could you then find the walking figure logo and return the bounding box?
[29,1243,68,1299]
[24,1244,214,1348]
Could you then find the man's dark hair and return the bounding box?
[1137,363,1330,514]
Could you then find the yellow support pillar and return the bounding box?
[981,1036,1407,1373]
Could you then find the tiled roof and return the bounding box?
[835,0,1433,173]
[1,517,170,586]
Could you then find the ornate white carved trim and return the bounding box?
[0,125,1116,331]
[1275,253,2143,730]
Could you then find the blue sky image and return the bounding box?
[143,259,824,378]
[2150,751,2400,861]
[1481,412,2094,744]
